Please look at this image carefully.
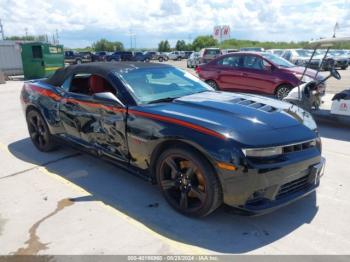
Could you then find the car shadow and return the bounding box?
[8,138,318,254]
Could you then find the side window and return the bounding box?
[217,56,240,67]
[242,55,264,70]
[32,46,43,59]
[66,73,117,96]
[283,51,291,60]
[61,76,72,91]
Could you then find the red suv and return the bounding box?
[196,52,325,99]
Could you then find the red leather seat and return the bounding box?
[89,75,107,94]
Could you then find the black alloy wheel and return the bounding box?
[157,147,222,217]
[26,110,57,152]
[159,57,164,62]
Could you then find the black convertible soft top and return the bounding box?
[45,62,172,86]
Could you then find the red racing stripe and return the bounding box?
[129,109,226,140]
[28,85,225,140]
[29,85,62,101]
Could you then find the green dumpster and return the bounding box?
[20,42,64,79]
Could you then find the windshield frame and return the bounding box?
[116,67,214,105]
[261,53,296,68]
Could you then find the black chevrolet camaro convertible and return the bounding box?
[21,62,325,217]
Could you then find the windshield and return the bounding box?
[205,49,220,55]
[118,67,213,104]
[261,53,295,68]
[296,50,311,57]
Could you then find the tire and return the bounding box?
[341,66,347,70]
[156,146,222,217]
[145,58,150,63]
[206,80,219,90]
[177,57,182,61]
[26,109,58,152]
[111,58,116,62]
[158,57,164,62]
[275,84,292,100]
[76,59,82,64]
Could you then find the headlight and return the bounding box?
[293,73,314,83]
[242,147,282,157]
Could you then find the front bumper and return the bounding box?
[218,152,325,215]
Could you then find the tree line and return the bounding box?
[5,35,350,52]
[158,35,350,51]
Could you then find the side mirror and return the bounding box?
[92,92,123,105]
[264,63,273,71]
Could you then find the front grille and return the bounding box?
[231,98,278,113]
[276,175,310,200]
[282,140,316,154]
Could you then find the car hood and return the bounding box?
[138,91,317,147]
[280,66,323,80]
[280,66,319,78]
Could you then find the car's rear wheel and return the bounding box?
[341,66,347,70]
[145,58,150,62]
[158,57,164,62]
[206,80,219,90]
[275,84,292,100]
[26,110,57,152]
[76,59,82,64]
[156,147,222,217]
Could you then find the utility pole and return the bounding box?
[128,29,135,50]
[25,27,28,38]
[55,29,59,44]
[134,34,136,50]
[0,19,4,40]
[333,22,339,38]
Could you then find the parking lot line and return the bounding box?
[0,140,207,255]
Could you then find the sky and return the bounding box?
[0,0,349,49]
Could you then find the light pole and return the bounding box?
[128,29,135,50]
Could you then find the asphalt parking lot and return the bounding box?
[0,68,350,255]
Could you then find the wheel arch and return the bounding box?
[149,139,218,184]
[274,82,294,95]
[25,104,41,117]
[25,103,59,134]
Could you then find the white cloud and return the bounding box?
[0,0,349,48]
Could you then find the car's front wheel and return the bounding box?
[26,110,57,152]
[158,57,164,62]
[206,80,219,90]
[275,84,292,100]
[156,146,222,217]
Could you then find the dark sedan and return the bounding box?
[20,62,324,217]
[196,52,326,99]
